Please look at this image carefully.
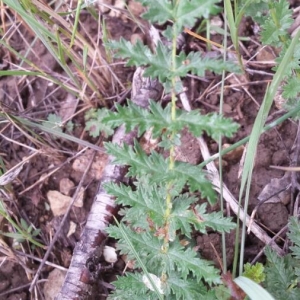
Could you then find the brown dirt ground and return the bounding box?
[0,1,299,299]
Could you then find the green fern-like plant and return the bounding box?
[97,0,240,298]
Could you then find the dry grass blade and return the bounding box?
[270,166,300,171]
[0,151,39,186]
[2,0,119,105]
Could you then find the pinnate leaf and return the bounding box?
[103,101,239,141]
[140,0,219,34]
[168,240,220,284]
[107,225,220,284]
[192,203,236,233]
[139,0,173,25]
[107,39,240,88]
[174,0,220,32]
[167,273,210,299]
[105,141,216,204]
[265,247,300,300]
[282,78,300,99]
[177,109,239,140]
[102,100,171,138]
[170,194,198,238]
[261,0,293,45]
[85,108,114,137]
[107,38,152,67]
[104,181,166,229]
[108,273,156,300]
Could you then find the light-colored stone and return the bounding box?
[47,190,83,216]
[128,0,145,16]
[67,221,77,237]
[43,269,66,300]
[72,149,108,180]
[103,245,117,263]
[75,187,85,208]
[59,178,75,196]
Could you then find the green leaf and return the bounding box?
[20,218,29,231]
[242,262,265,283]
[104,141,168,177]
[103,101,171,138]
[103,101,239,141]
[176,52,241,77]
[105,141,216,204]
[261,0,293,46]
[32,228,41,237]
[177,110,239,141]
[243,0,269,23]
[192,203,236,233]
[265,247,300,300]
[170,194,198,238]
[214,285,231,300]
[140,0,219,34]
[167,273,209,299]
[107,38,152,67]
[85,108,114,138]
[282,77,300,99]
[173,162,216,204]
[0,231,25,241]
[106,225,163,267]
[139,0,173,25]
[143,41,172,82]
[107,39,240,89]
[108,273,157,300]
[174,0,219,33]
[288,217,300,260]
[42,114,63,132]
[168,240,220,284]
[273,41,300,76]
[106,225,220,284]
[104,182,166,229]
[66,121,74,132]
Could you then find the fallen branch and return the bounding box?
[56,66,163,299]
[56,127,136,299]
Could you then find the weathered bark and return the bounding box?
[56,126,136,300]
[56,66,163,299]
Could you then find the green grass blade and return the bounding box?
[220,1,229,273]
[3,114,103,152]
[234,276,275,300]
[70,0,83,48]
[83,44,88,72]
[56,26,66,65]
[224,0,237,48]
[236,29,300,275]
[0,70,40,76]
